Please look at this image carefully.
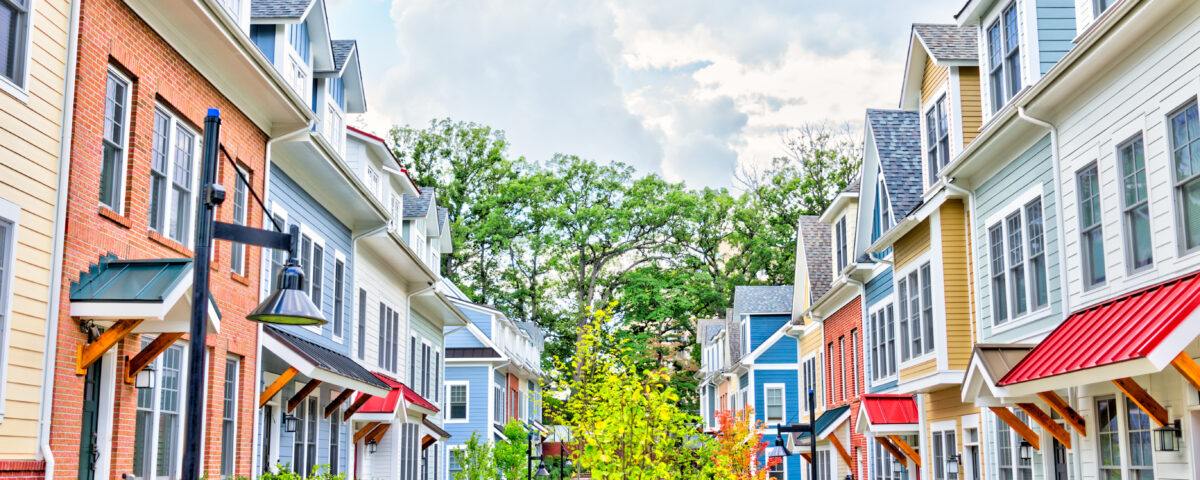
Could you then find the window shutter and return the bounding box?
[378,304,386,368]
[434,352,440,402]
[410,337,417,385]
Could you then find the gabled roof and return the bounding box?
[912,24,978,62]
[355,371,439,415]
[331,40,355,72]
[798,216,832,301]
[250,0,314,19]
[795,405,851,441]
[437,207,449,230]
[705,323,726,342]
[866,109,924,218]
[403,187,435,218]
[732,285,794,316]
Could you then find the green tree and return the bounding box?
[450,432,497,480]
[493,420,535,480]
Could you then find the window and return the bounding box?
[768,459,785,480]
[926,95,950,185]
[410,336,417,385]
[215,0,241,22]
[838,336,846,400]
[1094,0,1112,16]
[1126,397,1154,480]
[494,383,504,422]
[1006,213,1027,316]
[849,329,858,395]
[0,211,13,373]
[835,216,848,272]
[1078,163,1106,287]
[817,451,833,480]
[148,107,199,244]
[311,244,323,310]
[1096,395,1121,480]
[434,350,440,403]
[987,3,1021,113]
[356,289,367,360]
[995,409,1034,480]
[1117,136,1152,270]
[1170,103,1200,251]
[873,441,905,480]
[1026,200,1048,309]
[328,401,341,475]
[332,258,345,338]
[764,384,784,423]
[989,197,1048,325]
[898,263,935,361]
[869,303,897,381]
[421,342,431,397]
[389,192,402,229]
[740,318,750,355]
[293,396,317,478]
[132,340,185,480]
[266,211,289,293]
[220,358,239,478]
[449,448,462,478]
[802,356,817,412]
[100,69,132,211]
[230,166,250,275]
[932,429,958,480]
[448,383,468,421]
[289,59,306,96]
[377,305,399,372]
[989,225,1008,322]
[827,342,836,401]
[366,167,382,199]
[0,0,29,88]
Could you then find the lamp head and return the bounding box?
[248,262,327,325]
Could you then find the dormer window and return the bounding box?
[987,3,1021,114]
[365,167,381,199]
[835,215,848,273]
[873,173,892,242]
[925,95,950,185]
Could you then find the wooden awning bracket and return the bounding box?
[800,452,813,463]
[324,389,354,419]
[874,436,908,464]
[353,422,381,444]
[365,423,391,444]
[990,407,1040,450]
[888,435,922,466]
[259,367,298,408]
[1037,391,1086,436]
[1017,403,1071,449]
[287,379,322,413]
[76,319,143,374]
[829,434,854,468]
[124,332,184,384]
[1171,352,1200,392]
[1113,377,1168,427]
[343,393,371,421]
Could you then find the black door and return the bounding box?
[1053,437,1068,480]
[78,362,103,480]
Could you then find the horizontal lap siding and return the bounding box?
[939,201,974,370]
[443,366,491,444]
[758,336,798,364]
[355,247,411,376]
[960,68,984,147]
[749,314,789,352]
[753,369,799,425]
[1036,0,1077,74]
[900,357,936,382]
[894,220,931,270]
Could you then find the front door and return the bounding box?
[1052,437,1068,480]
[78,362,103,480]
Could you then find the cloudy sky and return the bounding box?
[327,0,964,189]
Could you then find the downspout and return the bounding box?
[1016,107,1070,319]
[39,0,83,476]
[251,121,314,476]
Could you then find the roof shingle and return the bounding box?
[250,0,314,20]
[330,40,355,72]
[913,24,978,62]
[798,216,832,301]
[403,187,435,218]
[867,109,924,220]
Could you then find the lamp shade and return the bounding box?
[947,454,960,475]
[534,462,550,477]
[248,263,327,325]
[765,432,791,458]
[1155,420,1182,452]
[135,364,156,390]
[283,414,298,433]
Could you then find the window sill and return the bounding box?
[0,76,29,104]
[231,271,251,286]
[148,230,194,257]
[899,352,936,370]
[98,206,132,229]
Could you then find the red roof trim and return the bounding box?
[861,394,919,425]
[346,126,421,195]
[353,371,439,415]
[999,269,1200,386]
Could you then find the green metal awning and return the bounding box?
[794,404,851,442]
[70,255,220,333]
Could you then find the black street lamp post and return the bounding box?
[769,389,819,480]
[180,109,327,480]
[528,432,550,479]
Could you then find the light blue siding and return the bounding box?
[753,369,800,426]
[250,24,276,63]
[871,379,899,394]
[749,314,789,352]
[1036,0,1077,74]
[973,134,1063,343]
[445,328,486,349]
[865,268,894,307]
[444,365,492,445]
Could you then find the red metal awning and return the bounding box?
[857,394,919,434]
[999,270,1200,387]
[354,372,440,416]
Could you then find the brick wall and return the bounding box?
[0,461,47,480]
[49,0,268,478]
[823,296,866,478]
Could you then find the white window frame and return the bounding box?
[930,422,958,480]
[984,187,1050,332]
[0,198,19,419]
[132,338,189,480]
[740,316,750,357]
[261,204,288,299]
[100,67,133,213]
[763,383,785,425]
[925,93,951,186]
[868,300,897,385]
[835,215,848,273]
[331,250,346,343]
[419,338,433,399]
[148,105,202,245]
[986,2,1022,114]
[1168,101,1200,254]
[220,357,239,479]
[230,164,250,275]
[993,408,1035,480]
[1116,133,1153,272]
[446,381,469,423]
[0,0,35,100]
[388,189,402,231]
[896,257,936,365]
[1077,162,1106,289]
[298,224,326,334]
[292,393,319,478]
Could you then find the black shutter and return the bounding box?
[377,304,386,368]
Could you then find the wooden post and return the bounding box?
[888,435,922,466]
[76,319,143,374]
[875,437,908,464]
[124,332,185,384]
[259,367,298,408]
[324,389,355,419]
[1171,352,1200,392]
[990,407,1040,450]
[343,392,371,421]
[1017,403,1071,449]
[1112,378,1169,427]
[287,379,322,413]
[1037,391,1086,436]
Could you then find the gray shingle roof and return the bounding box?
[250,0,314,19]
[705,322,726,342]
[732,285,794,321]
[798,216,832,301]
[437,207,449,231]
[867,109,924,219]
[264,326,391,390]
[725,308,740,361]
[331,40,355,72]
[403,187,435,219]
[841,177,861,194]
[446,347,501,359]
[913,24,978,63]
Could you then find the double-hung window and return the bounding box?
[328,401,341,475]
[995,409,1034,480]
[101,69,132,211]
[987,3,1021,113]
[389,193,402,230]
[132,340,185,480]
[1118,136,1152,270]
[1096,395,1155,480]
[356,289,367,360]
[332,257,345,339]
[874,441,905,480]
[448,383,468,421]
[802,356,817,412]
[1078,163,1106,288]
[869,303,896,381]
[764,384,784,424]
[838,336,846,400]
[292,396,318,477]
[220,358,238,478]
[1170,103,1200,251]
[926,95,950,185]
[988,197,1048,326]
[740,318,750,355]
[229,166,250,275]
[932,429,959,480]
[149,107,199,244]
[421,342,431,397]
[835,216,848,272]
[898,263,935,361]
[0,0,30,89]
[377,304,399,372]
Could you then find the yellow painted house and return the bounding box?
[0,0,77,469]
[867,23,986,480]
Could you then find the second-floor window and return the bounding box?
[149,106,199,244]
[1118,135,1152,270]
[988,197,1049,326]
[1094,0,1113,17]
[926,95,950,185]
[869,303,896,381]
[1077,163,1106,288]
[987,3,1021,113]
[377,304,398,371]
[325,105,343,152]
[300,235,324,310]
[764,384,784,424]
[356,289,366,360]
[215,0,241,23]
[448,383,468,421]
[332,257,345,339]
[898,262,934,361]
[1170,102,1200,252]
[101,68,132,212]
[740,318,750,355]
[835,216,848,272]
[389,193,402,230]
[230,165,250,275]
[0,0,29,89]
[874,173,892,242]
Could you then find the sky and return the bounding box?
[327,0,965,189]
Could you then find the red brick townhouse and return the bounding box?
[47,0,313,479]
